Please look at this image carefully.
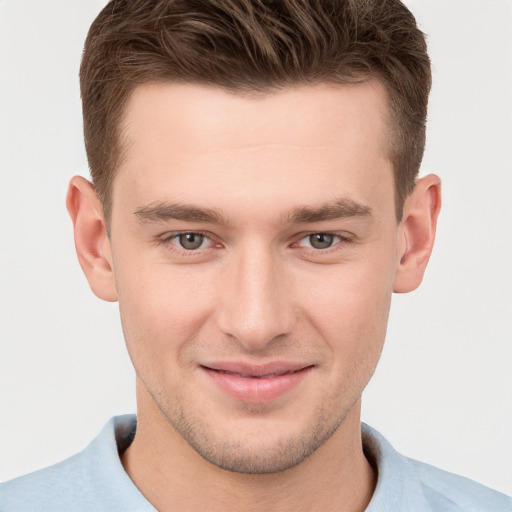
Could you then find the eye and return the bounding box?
[298,233,342,250]
[174,233,208,250]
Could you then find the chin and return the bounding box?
[163,404,347,475]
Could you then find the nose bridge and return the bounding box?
[217,240,296,350]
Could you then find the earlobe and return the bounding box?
[393,174,441,293]
[66,176,118,302]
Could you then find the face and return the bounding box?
[109,81,400,473]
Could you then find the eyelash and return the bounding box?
[157,230,353,257]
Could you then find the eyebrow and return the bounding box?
[287,198,372,224]
[134,202,226,224]
[133,197,372,225]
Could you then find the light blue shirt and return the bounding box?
[1,415,510,511]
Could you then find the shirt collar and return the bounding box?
[106,416,432,511]
[362,423,431,511]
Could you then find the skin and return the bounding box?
[67,81,440,511]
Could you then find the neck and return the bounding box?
[122,391,375,512]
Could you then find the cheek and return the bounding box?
[297,250,396,366]
[114,260,217,369]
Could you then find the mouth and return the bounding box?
[210,369,300,378]
[200,362,314,403]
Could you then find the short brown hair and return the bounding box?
[80,0,431,222]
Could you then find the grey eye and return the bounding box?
[309,233,335,249]
[178,233,205,250]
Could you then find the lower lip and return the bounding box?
[202,366,313,404]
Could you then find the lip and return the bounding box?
[200,361,314,404]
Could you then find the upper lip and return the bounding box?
[200,361,313,378]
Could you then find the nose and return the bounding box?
[216,245,297,351]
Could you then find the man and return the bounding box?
[1,0,510,511]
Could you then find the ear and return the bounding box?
[393,174,442,293]
[66,176,118,302]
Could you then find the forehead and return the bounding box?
[120,80,390,154]
[114,81,394,223]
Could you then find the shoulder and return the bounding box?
[0,415,154,512]
[1,450,97,512]
[362,423,512,512]
[407,457,512,512]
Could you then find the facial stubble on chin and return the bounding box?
[144,380,355,475]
